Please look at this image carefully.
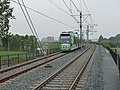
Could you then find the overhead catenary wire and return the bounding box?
[71,0,95,28]
[69,0,95,26]
[62,0,79,23]
[48,0,79,23]
[80,0,82,12]
[62,0,81,22]
[82,14,90,23]
[70,0,89,25]
[10,0,74,29]
[82,0,97,33]
[70,0,80,12]
[20,0,45,54]
[16,0,35,36]
[48,0,71,16]
[13,0,96,39]
[65,0,83,49]
[16,0,45,55]
[83,0,95,25]
[70,0,72,12]
[62,0,72,14]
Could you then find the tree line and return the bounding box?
[98,34,120,48]
[0,34,37,52]
[0,0,38,52]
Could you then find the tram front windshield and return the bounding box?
[60,36,70,44]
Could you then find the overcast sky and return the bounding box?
[10,0,120,40]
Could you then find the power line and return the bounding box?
[48,0,71,16]
[69,0,96,26]
[48,0,79,23]
[10,0,74,29]
[65,0,83,49]
[20,0,45,54]
[70,0,80,12]
[82,14,90,23]
[16,0,35,36]
[62,0,72,13]
[82,0,97,33]
[16,0,45,55]
[83,0,95,25]
[80,0,82,12]
[62,0,79,23]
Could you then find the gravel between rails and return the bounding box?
[0,52,65,82]
[0,46,88,90]
[35,45,94,90]
[83,45,105,90]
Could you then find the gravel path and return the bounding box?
[83,45,105,90]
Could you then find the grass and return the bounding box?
[0,49,59,69]
[46,42,60,49]
[117,48,120,53]
[111,48,120,53]
[0,51,29,68]
[0,51,25,56]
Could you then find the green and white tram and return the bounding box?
[60,31,79,51]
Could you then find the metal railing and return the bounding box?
[0,48,60,69]
[107,47,120,76]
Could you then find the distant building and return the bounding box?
[41,38,47,42]
[41,36,55,42]
[47,37,54,42]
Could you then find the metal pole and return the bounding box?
[80,12,82,49]
[8,55,10,67]
[118,54,120,77]
[0,56,1,69]
[86,25,89,45]
[117,47,119,70]
[18,54,20,64]
[20,41,22,52]
[117,39,119,67]
[117,49,118,66]
[8,36,10,54]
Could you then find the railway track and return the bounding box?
[32,45,96,90]
[0,52,68,83]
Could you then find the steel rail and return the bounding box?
[0,52,68,83]
[69,45,96,90]
[32,45,92,90]
[0,52,61,74]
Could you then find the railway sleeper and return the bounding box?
[42,87,68,90]
[44,84,70,87]
[52,79,74,82]
[48,81,73,85]
[55,76,80,79]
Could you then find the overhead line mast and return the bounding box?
[69,0,83,49]
[80,0,82,49]
[80,12,82,49]
[69,0,96,48]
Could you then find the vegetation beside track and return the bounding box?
[0,51,25,55]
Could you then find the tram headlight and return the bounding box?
[61,45,69,48]
[66,45,69,48]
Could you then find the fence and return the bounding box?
[0,48,60,69]
[107,47,120,75]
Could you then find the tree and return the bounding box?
[0,0,15,38]
[98,35,103,44]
